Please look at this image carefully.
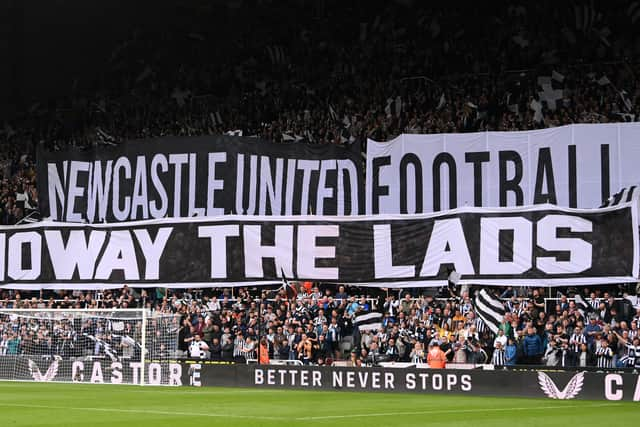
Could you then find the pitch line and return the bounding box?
[0,401,623,422]
[0,403,286,421]
[295,403,623,420]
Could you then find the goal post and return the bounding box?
[0,309,182,386]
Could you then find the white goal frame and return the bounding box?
[0,308,181,386]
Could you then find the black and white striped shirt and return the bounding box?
[624,343,640,368]
[233,337,245,358]
[569,332,587,353]
[491,348,506,366]
[595,346,614,368]
[589,298,601,310]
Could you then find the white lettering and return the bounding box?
[8,232,41,280]
[480,217,532,274]
[420,219,474,276]
[90,362,104,383]
[134,228,173,280]
[66,161,90,222]
[169,363,182,386]
[148,363,162,385]
[297,225,339,279]
[537,215,592,273]
[199,225,239,278]
[605,374,623,400]
[112,157,132,221]
[244,225,294,278]
[131,156,149,220]
[206,153,226,216]
[374,224,415,278]
[150,155,169,218]
[168,154,188,217]
[111,362,123,384]
[95,231,140,280]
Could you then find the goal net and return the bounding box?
[0,309,183,385]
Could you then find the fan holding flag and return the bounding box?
[473,289,506,336]
[279,268,298,300]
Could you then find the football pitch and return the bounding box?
[0,382,636,427]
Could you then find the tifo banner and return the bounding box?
[37,135,363,222]
[366,123,640,214]
[183,364,640,401]
[0,204,636,289]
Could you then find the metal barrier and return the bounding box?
[245,359,303,366]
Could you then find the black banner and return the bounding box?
[0,204,636,289]
[184,363,640,401]
[0,356,183,385]
[36,135,363,222]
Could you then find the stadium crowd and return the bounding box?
[1,283,639,370]
[2,1,640,225]
[1,1,640,370]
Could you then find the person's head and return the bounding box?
[495,341,502,349]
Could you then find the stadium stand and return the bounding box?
[1,0,640,370]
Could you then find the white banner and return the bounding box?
[366,123,640,213]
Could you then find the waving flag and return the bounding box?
[279,268,298,300]
[474,289,505,334]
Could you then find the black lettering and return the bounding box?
[372,156,391,214]
[498,229,514,262]
[533,147,557,204]
[465,151,490,207]
[399,154,423,214]
[432,153,457,211]
[568,145,577,208]
[626,186,637,203]
[601,144,610,204]
[499,151,523,206]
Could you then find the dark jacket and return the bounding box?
[523,334,543,356]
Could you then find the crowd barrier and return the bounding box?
[2,356,638,401]
[181,362,640,401]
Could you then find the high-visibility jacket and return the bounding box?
[427,347,446,369]
[259,344,270,365]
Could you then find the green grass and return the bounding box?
[0,382,636,427]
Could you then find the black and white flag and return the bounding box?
[95,127,116,146]
[600,185,638,208]
[474,289,505,334]
[279,268,297,300]
[353,312,383,332]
